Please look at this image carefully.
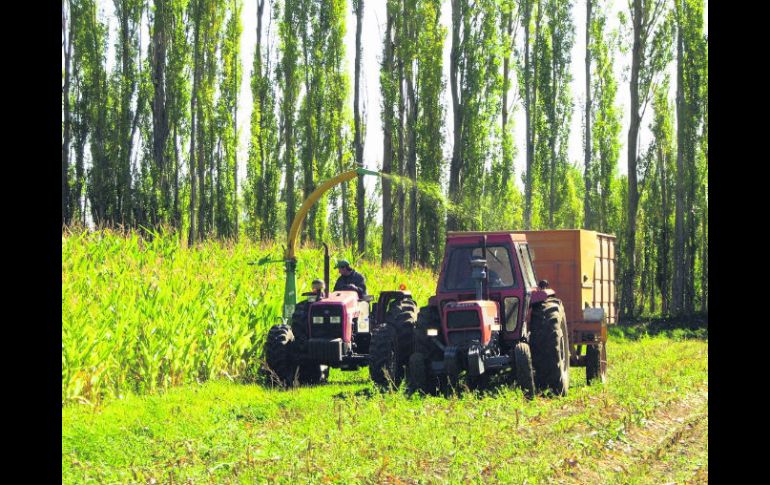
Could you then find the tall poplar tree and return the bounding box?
[672,0,706,315]
[448,0,504,231]
[279,0,301,235]
[353,0,366,253]
[245,0,281,241]
[415,0,446,267]
[619,0,672,319]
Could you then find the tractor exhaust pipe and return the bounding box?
[470,259,487,301]
[323,243,330,298]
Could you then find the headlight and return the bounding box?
[329,316,341,323]
[426,328,438,336]
[312,316,324,324]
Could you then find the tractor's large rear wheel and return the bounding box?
[264,324,299,388]
[513,341,535,399]
[369,323,399,389]
[369,298,418,390]
[288,301,328,385]
[290,300,310,353]
[530,298,570,396]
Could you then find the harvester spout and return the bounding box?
[281,167,381,319]
[356,167,381,177]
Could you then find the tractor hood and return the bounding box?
[309,290,361,343]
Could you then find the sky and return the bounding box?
[95,0,707,211]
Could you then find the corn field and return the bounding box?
[62,229,437,406]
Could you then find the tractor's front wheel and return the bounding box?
[530,298,570,396]
[513,341,535,399]
[264,324,299,388]
[406,352,438,394]
[299,364,329,385]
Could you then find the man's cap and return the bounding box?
[311,278,324,285]
[336,259,351,269]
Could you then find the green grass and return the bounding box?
[62,330,708,484]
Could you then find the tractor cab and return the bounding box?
[430,232,543,347]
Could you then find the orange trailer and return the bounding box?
[513,229,616,382]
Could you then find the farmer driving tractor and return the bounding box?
[333,259,367,297]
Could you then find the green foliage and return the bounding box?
[589,2,622,234]
[450,0,506,231]
[61,229,437,405]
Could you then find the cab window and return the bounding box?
[517,243,538,288]
[443,245,516,290]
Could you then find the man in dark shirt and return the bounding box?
[333,259,367,296]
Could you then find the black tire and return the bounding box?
[299,364,329,385]
[513,341,535,399]
[369,323,399,389]
[466,373,490,392]
[407,352,430,394]
[586,343,607,384]
[290,300,311,353]
[530,298,570,396]
[414,306,441,357]
[264,324,299,388]
[388,298,418,366]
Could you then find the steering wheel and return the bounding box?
[339,284,364,298]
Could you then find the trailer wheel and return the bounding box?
[513,341,535,399]
[586,343,607,384]
[264,324,299,388]
[369,323,399,390]
[530,298,570,396]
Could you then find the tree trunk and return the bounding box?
[151,0,170,221]
[62,1,72,227]
[548,27,558,228]
[301,26,314,243]
[233,0,239,242]
[396,52,406,265]
[448,0,462,231]
[283,6,297,236]
[672,1,685,316]
[381,8,394,263]
[583,0,592,229]
[188,0,201,246]
[354,0,365,254]
[406,54,417,267]
[501,7,513,189]
[620,0,642,321]
[658,144,669,315]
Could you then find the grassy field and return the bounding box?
[62,327,707,484]
[62,231,707,483]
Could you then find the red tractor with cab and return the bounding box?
[408,230,615,396]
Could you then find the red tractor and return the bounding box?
[407,231,571,396]
[264,246,417,388]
